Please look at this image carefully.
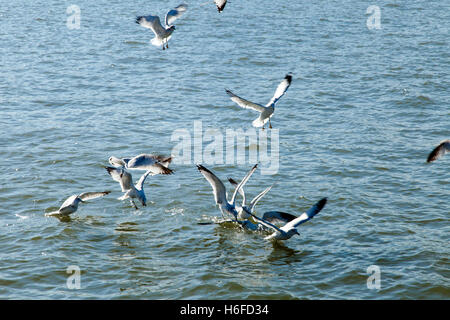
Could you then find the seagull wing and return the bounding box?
[59,195,78,210]
[165,4,188,27]
[105,166,134,192]
[427,140,450,163]
[78,191,111,201]
[225,89,266,113]
[109,156,129,168]
[266,74,292,107]
[262,211,298,225]
[281,198,327,231]
[197,165,228,205]
[228,177,246,206]
[136,15,166,36]
[248,211,283,234]
[127,154,173,175]
[136,170,152,190]
[214,0,227,12]
[230,164,258,206]
[248,184,273,212]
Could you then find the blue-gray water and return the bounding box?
[0,0,449,299]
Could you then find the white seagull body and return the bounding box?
[427,140,450,163]
[136,4,188,50]
[105,166,152,209]
[197,164,258,220]
[109,154,173,175]
[226,74,292,129]
[249,198,327,241]
[45,191,111,217]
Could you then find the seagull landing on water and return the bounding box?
[248,198,327,241]
[227,178,273,221]
[226,74,292,130]
[197,164,258,221]
[109,154,173,175]
[45,191,111,217]
[136,4,188,50]
[105,166,152,210]
[427,140,450,163]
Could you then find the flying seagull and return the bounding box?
[226,74,292,129]
[427,140,450,163]
[45,191,111,217]
[105,166,152,209]
[136,4,188,50]
[248,198,327,241]
[197,164,258,220]
[109,154,173,175]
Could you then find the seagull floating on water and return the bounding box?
[197,164,258,221]
[226,74,292,129]
[248,198,327,241]
[109,154,173,175]
[427,140,450,163]
[136,4,188,50]
[45,191,111,217]
[105,166,152,209]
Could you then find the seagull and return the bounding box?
[226,74,292,129]
[109,154,173,175]
[45,191,111,217]
[248,198,327,241]
[197,164,258,220]
[136,4,188,50]
[427,140,450,163]
[227,178,273,221]
[105,166,152,209]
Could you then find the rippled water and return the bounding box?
[0,0,449,299]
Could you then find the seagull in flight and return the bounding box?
[136,4,188,50]
[105,166,152,209]
[226,74,292,129]
[427,140,450,163]
[45,191,111,217]
[248,198,327,241]
[197,164,258,220]
[109,154,173,175]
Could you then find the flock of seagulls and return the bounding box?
[45,3,448,244]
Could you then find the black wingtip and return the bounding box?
[316,198,328,211]
[228,177,238,185]
[285,74,293,84]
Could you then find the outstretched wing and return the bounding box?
[136,15,166,36]
[136,170,152,190]
[427,140,450,163]
[281,198,327,231]
[228,177,246,206]
[109,156,129,168]
[262,211,298,225]
[226,89,266,113]
[248,211,283,234]
[126,154,173,175]
[197,165,227,205]
[230,164,258,206]
[105,166,134,192]
[214,0,227,12]
[165,4,188,27]
[266,74,292,107]
[248,184,273,212]
[78,191,111,201]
